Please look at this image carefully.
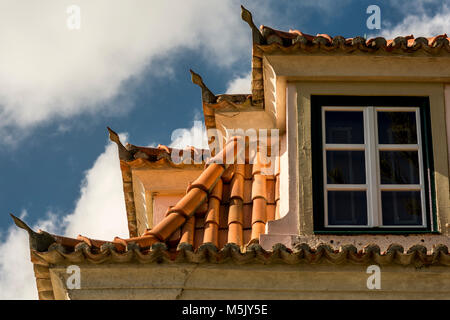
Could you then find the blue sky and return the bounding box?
[1,0,444,232]
[0,0,448,299]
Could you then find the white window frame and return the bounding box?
[321,106,427,228]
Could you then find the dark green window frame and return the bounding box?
[311,95,437,234]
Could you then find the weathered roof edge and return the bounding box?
[29,240,450,300]
[30,241,450,267]
[12,214,450,300]
[107,127,209,237]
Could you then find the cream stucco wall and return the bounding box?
[294,82,450,238]
[132,167,203,232]
[49,263,450,300]
[259,53,450,250]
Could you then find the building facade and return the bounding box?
[14,6,450,299]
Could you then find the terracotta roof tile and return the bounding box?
[243,204,252,229]
[18,137,282,256]
[219,205,229,229]
[205,198,220,225]
[266,179,275,204]
[266,204,276,222]
[257,25,450,55]
[180,215,195,245]
[228,222,244,246]
[252,174,266,200]
[252,198,267,224]
[27,241,450,269]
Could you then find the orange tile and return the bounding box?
[243,204,253,229]
[203,222,218,247]
[208,136,241,165]
[228,198,244,225]
[266,204,276,222]
[429,34,448,46]
[124,234,159,249]
[234,163,245,177]
[193,229,205,250]
[205,198,220,225]
[252,198,267,224]
[195,217,205,229]
[180,215,195,245]
[210,179,223,201]
[244,164,253,179]
[275,201,281,220]
[195,202,208,217]
[230,172,244,200]
[275,155,280,176]
[149,212,186,241]
[316,33,332,43]
[252,151,272,175]
[243,180,253,204]
[169,188,208,218]
[275,175,280,202]
[218,229,228,249]
[266,179,275,204]
[189,163,224,192]
[219,205,229,229]
[167,228,181,247]
[252,174,267,200]
[221,164,235,183]
[222,183,231,204]
[228,222,243,246]
[243,229,252,245]
[251,221,266,240]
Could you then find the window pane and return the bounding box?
[379,151,419,184]
[327,191,368,225]
[325,111,364,144]
[381,191,423,226]
[378,112,417,144]
[326,151,365,184]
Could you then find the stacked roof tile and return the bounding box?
[258,26,450,55]
[15,137,280,254]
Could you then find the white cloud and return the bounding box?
[0,136,128,299]
[169,120,209,149]
[0,123,212,299]
[379,4,450,38]
[167,73,253,150]
[0,210,59,300]
[225,73,252,94]
[63,134,129,239]
[0,0,250,143]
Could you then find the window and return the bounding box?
[312,96,436,233]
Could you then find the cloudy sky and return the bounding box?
[0,0,448,299]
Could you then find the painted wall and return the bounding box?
[49,263,450,300]
[260,53,450,250]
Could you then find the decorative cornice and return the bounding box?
[190,69,217,104]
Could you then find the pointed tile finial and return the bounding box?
[189,69,216,104]
[10,214,56,252]
[107,127,134,161]
[240,5,264,44]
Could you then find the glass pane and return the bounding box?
[327,191,368,225]
[379,151,419,184]
[381,191,423,226]
[325,111,364,144]
[326,151,366,184]
[378,111,417,144]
